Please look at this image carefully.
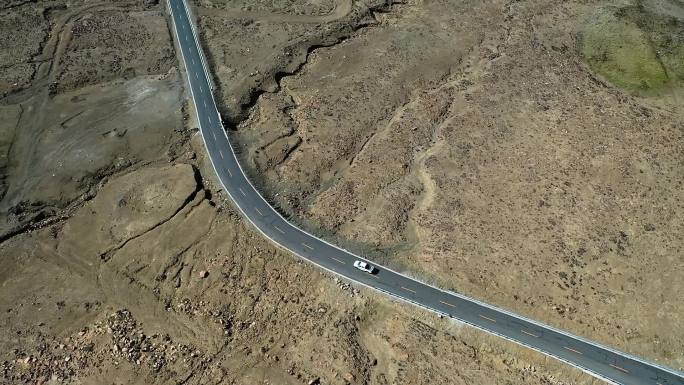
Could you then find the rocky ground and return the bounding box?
[0,159,586,385]
[202,0,684,372]
[0,0,681,384]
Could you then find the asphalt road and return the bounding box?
[167,1,684,384]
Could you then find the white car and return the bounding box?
[353,260,376,274]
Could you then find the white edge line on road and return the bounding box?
[167,1,684,382]
[170,3,683,381]
[198,57,681,376]
[181,0,213,90]
[186,76,625,385]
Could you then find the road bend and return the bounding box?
[166,1,684,384]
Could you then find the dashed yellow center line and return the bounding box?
[274,225,285,234]
[330,257,345,264]
[439,300,457,308]
[401,286,416,294]
[609,364,629,374]
[564,346,582,355]
[479,314,497,323]
[254,207,263,216]
[521,330,539,338]
[301,243,314,250]
[238,188,246,197]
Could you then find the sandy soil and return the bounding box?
[0,157,588,385]
[1,0,683,382]
[0,0,603,384]
[0,4,46,97]
[0,0,185,241]
[220,0,684,372]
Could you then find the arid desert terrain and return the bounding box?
[0,0,682,384]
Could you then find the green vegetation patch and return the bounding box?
[579,0,684,96]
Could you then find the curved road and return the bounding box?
[167,1,684,384]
